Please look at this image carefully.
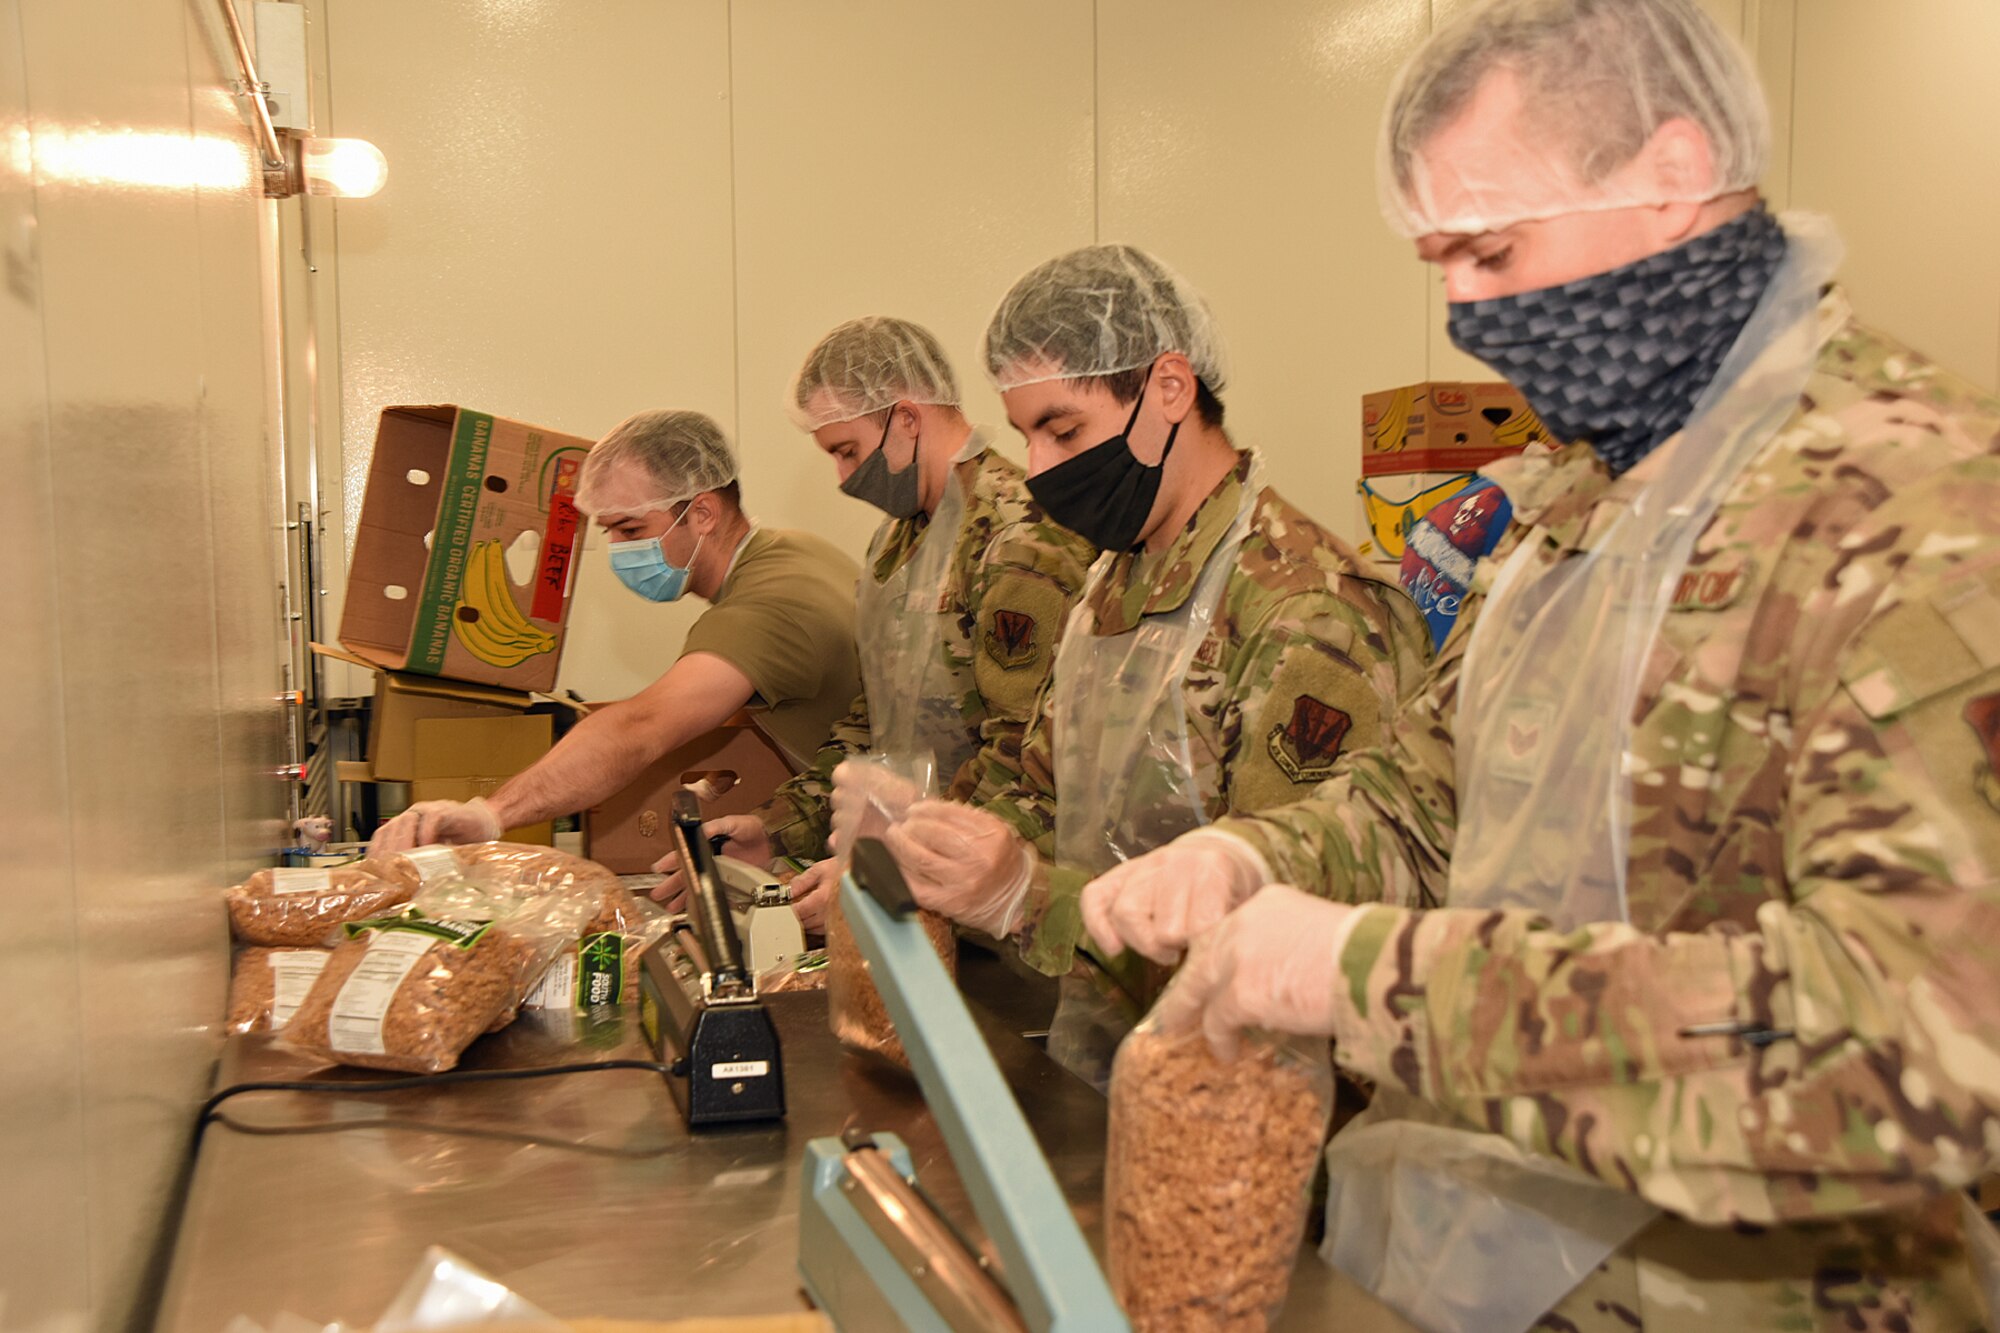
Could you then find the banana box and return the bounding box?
[1356,470,1478,566]
[1361,380,1550,477]
[341,405,595,692]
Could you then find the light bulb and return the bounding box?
[299,137,387,199]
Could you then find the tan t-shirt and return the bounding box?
[680,528,862,768]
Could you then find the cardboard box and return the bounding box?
[341,405,595,692]
[586,718,796,873]
[1361,380,1550,477]
[369,670,532,782]
[1356,470,1480,566]
[410,714,555,845]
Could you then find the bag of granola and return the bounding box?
[523,879,670,1010]
[224,865,415,947]
[281,889,594,1073]
[225,946,331,1035]
[825,892,955,1071]
[1105,998,1333,1331]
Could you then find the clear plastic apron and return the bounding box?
[853,433,987,790]
[1045,458,1262,1086]
[1322,216,1845,1333]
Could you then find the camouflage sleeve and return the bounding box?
[1212,613,1464,912]
[750,685,871,861]
[953,524,1092,807]
[1319,549,2000,1226]
[1013,590,1428,978]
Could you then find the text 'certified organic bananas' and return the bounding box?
[452,539,557,668]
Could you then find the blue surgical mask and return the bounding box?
[608,507,703,602]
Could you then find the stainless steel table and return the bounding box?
[157,992,1412,1330]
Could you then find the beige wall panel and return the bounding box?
[322,0,736,702]
[6,0,284,1324]
[728,0,1096,567]
[0,0,93,1326]
[1787,0,2000,390]
[1097,0,1431,528]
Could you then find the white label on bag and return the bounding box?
[711,1060,769,1079]
[402,846,460,886]
[327,931,433,1054]
[524,955,577,1011]
[267,950,330,1029]
[271,866,331,895]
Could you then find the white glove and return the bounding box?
[785,859,840,935]
[649,813,775,907]
[881,800,1035,937]
[1081,829,1271,964]
[368,798,502,854]
[1151,884,1358,1061]
[829,758,923,862]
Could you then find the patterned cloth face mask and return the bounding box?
[1446,206,1789,475]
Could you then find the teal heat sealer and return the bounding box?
[798,838,1128,1332]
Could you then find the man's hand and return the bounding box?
[649,813,774,907]
[1151,884,1356,1060]
[1081,829,1271,964]
[368,798,503,854]
[882,801,1035,937]
[785,859,840,934]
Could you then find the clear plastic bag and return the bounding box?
[825,893,955,1070]
[224,865,416,947]
[1106,1019,1333,1331]
[523,880,670,1011]
[281,889,595,1074]
[225,946,331,1035]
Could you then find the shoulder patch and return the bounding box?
[987,608,1040,667]
[1266,695,1352,783]
[1967,692,2000,814]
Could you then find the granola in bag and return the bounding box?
[1106,1022,1333,1331]
[225,946,331,1035]
[826,894,955,1070]
[224,865,415,947]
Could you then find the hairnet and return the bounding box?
[1379,0,1768,238]
[787,316,961,431]
[981,244,1228,394]
[574,409,738,517]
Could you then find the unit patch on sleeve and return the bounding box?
[1266,694,1352,784]
[986,609,1039,668]
[1967,692,2000,813]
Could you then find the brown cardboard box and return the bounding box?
[586,718,796,872]
[1356,470,1479,566]
[1361,380,1550,477]
[370,671,532,782]
[340,405,594,692]
[410,714,556,845]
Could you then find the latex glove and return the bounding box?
[881,800,1035,937]
[1151,884,1357,1061]
[1081,829,1271,965]
[829,759,923,862]
[648,813,775,907]
[368,798,502,854]
[785,859,840,935]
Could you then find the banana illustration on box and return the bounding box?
[1371,386,1417,453]
[452,539,557,668]
[1492,403,1549,449]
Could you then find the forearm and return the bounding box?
[485,704,680,828]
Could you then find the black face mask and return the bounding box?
[1027,367,1180,551]
[839,409,924,519]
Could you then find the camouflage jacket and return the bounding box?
[754,444,1095,860]
[994,451,1431,980]
[1218,293,2000,1330]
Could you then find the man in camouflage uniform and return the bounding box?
[1095,2,2000,1329]
[844,246,1428,1078]
[661,317,1094,930]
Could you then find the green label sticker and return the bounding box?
[345,909,493,949]
[577,931,623,1006]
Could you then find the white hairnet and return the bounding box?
[981,244,1228,394]
[1379,0,1768,238]
[787,316,961,431]
[574,409,738,517]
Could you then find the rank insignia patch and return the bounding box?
[1267,695,1352,783]
[985,609,1039,668]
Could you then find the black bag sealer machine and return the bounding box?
[637,789,786,1126]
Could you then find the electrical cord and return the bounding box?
[194,1058,673,1145]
